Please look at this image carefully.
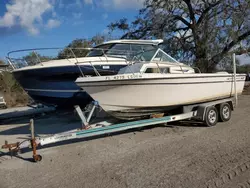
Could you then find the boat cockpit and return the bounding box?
[118,48,195,74]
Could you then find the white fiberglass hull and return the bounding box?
[76,73,246,119]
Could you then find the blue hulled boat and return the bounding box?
[8,39,163,107]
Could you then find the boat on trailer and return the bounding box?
[76,48,246,120]
[1,51,244,162]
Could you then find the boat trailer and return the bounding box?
[1,98,235,162]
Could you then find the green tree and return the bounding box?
[57,39,91,59]
[24,52,53,65]
[238,64,250,73]
[108,0,250,72]
[217,55,240,72]
[57,34,113,59]
[90,34,106,46]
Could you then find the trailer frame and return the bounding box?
[1,97,235,162]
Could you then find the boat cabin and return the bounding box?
[119,48,195,74]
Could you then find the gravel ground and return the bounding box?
[0,95,250,188]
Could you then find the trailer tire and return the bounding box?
[204,106,218,127]
[219,103,231,122]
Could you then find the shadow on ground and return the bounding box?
[0,111,81,135]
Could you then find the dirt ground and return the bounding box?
[0,94,250,188]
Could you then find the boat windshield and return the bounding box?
[133,48,179,63]
[86,43,157,60]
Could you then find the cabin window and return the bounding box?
[106,44,131,56]
[145,67,169,73]
[131,44,155,52]
[130,44,143,51]
[87,44,113,57]
[106,44,156,59]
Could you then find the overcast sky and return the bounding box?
[237,54,250,65]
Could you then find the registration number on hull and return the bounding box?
[106,74,143,80]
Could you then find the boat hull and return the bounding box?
[13,64,125,107]
[76,73,246,119]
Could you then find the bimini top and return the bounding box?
[102,39,164,45]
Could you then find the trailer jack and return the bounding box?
[1,119,42,162]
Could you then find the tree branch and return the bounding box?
[183,0,196,24]
[173,27,189,32]
[211,30,250,62]
[173,15,191,27]
[197,0,222,25]
[121,27,151,39]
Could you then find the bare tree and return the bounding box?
[108,0,250,72]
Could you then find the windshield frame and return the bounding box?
[133,48,180,64]
[86,43,158,60]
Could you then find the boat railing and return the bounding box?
[6,47,106,70]
[7,47,62,69]
[75,48,180,76]
[192,67,201,73]
[6,47,140,71]
[6,47,190,76]
[74,48,143,77]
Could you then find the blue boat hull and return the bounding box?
[13,64,125,107]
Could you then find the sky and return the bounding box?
[0,0,144,60]
[0,0,249,65]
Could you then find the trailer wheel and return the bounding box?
[204,106,218,127]
[219,103,231,122]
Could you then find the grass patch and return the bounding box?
[0,71,29,107]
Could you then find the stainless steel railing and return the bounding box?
[6,47,191,76]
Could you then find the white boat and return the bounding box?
[75,48,246,120]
